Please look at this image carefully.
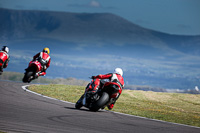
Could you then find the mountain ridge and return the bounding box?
[1,7,200,56]
[2,8,199,43]
[0,8,155,41]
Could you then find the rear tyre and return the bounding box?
[90,92,109,112]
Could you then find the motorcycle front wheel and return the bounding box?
[22,71,34,83]
[75,95,84,109]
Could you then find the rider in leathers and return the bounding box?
[0,46,10,74]
[86,68,125,110]
[32,47,51,78]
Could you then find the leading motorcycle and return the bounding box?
[75,80,122,111]
[22,60,42,83]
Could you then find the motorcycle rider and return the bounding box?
[0,46,10,74]
[86,68,125,110]
[32,47,51,78]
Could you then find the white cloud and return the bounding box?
[52,61,64,67]
[74,44,89,51]
[89,0,101,8]
[67,0,101,8]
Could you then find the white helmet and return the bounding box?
[114,68,123,76]
[2,46,9,53]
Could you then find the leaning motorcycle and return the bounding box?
[75,81,122,111]
[22,60,42,83]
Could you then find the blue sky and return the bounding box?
[0,0,200,35]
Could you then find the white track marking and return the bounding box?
[22,85,200,129]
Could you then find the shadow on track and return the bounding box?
[63,107,105,113]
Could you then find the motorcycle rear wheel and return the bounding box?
[90,92,109,112]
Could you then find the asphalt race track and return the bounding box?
[0,80,199,133]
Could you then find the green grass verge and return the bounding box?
[29,84,200,127]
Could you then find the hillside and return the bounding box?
[1,8,199,46]
[0,8,200,89]
[0,8,158,44]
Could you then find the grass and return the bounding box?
[29,84,200,127]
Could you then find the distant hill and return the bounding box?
[0,8,157,43]
[1,8,199,45]
[1,8,200,50]
[1,8,200,56]
[0,8,200,89]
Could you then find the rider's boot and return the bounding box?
[107,103,114,110]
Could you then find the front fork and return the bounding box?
[82,93,87,106]
[82,92,99,108]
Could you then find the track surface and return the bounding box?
[0,80,199,133]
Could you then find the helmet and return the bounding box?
[43,47,50,54]
[114,68,123,76]
[2,46,9,53]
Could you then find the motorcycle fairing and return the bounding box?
[28,61,42,73]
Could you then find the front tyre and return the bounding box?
[22,71,34,83]
[75,95,84,109]
[90,92,109,112]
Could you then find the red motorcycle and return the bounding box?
[0,52,9,75]
[22,60,42,83]
[75,80,122,111]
